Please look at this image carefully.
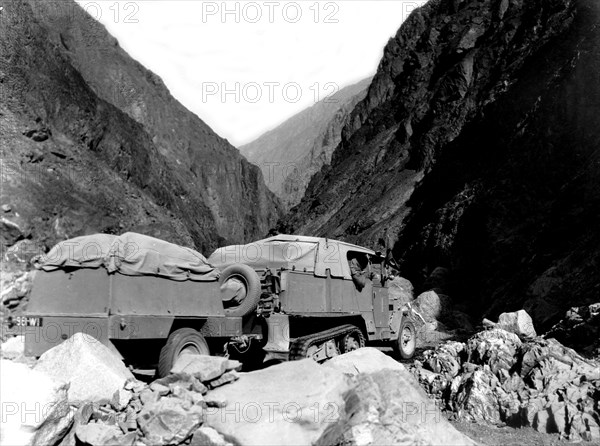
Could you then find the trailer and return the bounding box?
[19,233,263,376]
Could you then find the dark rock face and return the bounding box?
[0,0,280,253]
[240,79,370,210]
[283,0,600,329]
[545,303,600,357]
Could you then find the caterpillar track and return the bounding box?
[289,324,364,360]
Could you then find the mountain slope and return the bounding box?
[282,0,600,328]
[240,78,370,209]
[0,0,281,253]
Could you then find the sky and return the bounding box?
[75,1,427,146]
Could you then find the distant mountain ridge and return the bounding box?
[240,78,370,209]
[0,0,281,253]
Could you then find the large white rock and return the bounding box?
[204,350,476,446]
[0,359,69,446]
[137,396,204,445]
[34,333,133,402]
[318,349,476,445]
[324,347,406,375]
[497,309,537,339]
[203,359,350,446]
[1,335,25,360]
[171,353,230,382]
[190,426,231,446]
[75,422,125,445]
[413,290,452,323]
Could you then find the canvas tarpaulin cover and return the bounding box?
[34,232,220,281]
[208,238,318,272]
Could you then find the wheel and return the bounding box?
[219,264,262,317]
[158,328,210,377]
[340,329,366,354]
[393,319,416,359]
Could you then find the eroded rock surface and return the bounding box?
[0,0,280,255]
[411,328,600,441]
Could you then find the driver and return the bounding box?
[348,253,369,291]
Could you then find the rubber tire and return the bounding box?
[158,328,210,378]
[219,264,261,317]
[340,328,366,354]
[394,319,416,359]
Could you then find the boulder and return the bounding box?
[207,371,239,389]
[23,126,51,142]
[323,347,406,375]
[75,422,127,446]
[412,366,449,399]
[423,341,466,379]
[124,379,146,394]
[34,333,134,403]
[0,359,69,446]
[413,290,453,323]
[1,271,33,308]
[0,216,28,247]
[1,335,25,360]
[317,369,476,445]
[150,372,210,398]
[171,353,229,382]
[387,276,414,306]
[204,393,227,408]
[497,309,537,339]
[136,396,203,445]
[30,401,74,446]
[140,388,160,406]
[450,368,506,424]
[111,388,132,411]
[520,338,599,389]
[149,382,170,396]
[466,329,521,378]
[203,359,350,446]
[190,427,231,446]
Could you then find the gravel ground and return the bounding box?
[451,420,581,446]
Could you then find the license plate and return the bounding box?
[12,316,43,327]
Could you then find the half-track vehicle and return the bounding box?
[208,234,417,363]
[14,233,416,376]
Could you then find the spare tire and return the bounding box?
[219,264,261,317]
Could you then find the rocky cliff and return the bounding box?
[0,0,281,254]
[282,0,600,329]
[240,79,370,210]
